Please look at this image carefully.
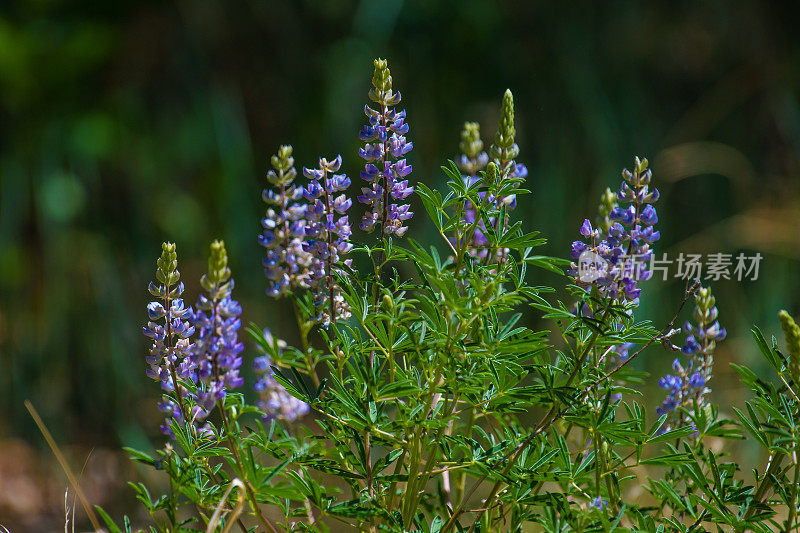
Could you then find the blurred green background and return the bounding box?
[1,0,800,529]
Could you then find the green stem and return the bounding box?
[385,449,407,512]
[737,451,785,532]
[218,402,281,533]
[783,442,799,533]
[444,305,614,533]
[599,437,616,513]
[402,362,445,524]
[291,298,319,387]
[454,407,476,504]
[166,453,177,530]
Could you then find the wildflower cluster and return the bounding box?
[108,58,800,533]
[260,145,311,296]
[570,156,659,304]
[454,122,487,257]
[252,330,310,422]
[456,121,488,177]
[191,241,244,421]
[455,91,528,260]
[358,58,414,237]
[302,155,353,325]
[491,89,528,182]
[657,286,726,424]
[143,243,197,437]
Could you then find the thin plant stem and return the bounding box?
[25,400,103,532]
[218,401,281,533]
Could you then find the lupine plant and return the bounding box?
[100,58,800,533]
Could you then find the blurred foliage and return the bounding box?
[1,0,799,483]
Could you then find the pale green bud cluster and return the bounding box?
[156,242,180,287]
[368,58,399,106]
[694,287,716,325]
[485,161,499,188]
[779,310,800,385]
[267,145,297,187]
[460,122,484,158]
[457,122,489,177]
[205,240,231,286]
[491,89,520,166]
[597,187,618,235]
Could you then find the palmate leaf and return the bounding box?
[732,406,769,447]
[499,231,546,250]
[271,365,314,404]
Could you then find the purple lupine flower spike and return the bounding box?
[455,92,527,261]
[190,241,244,429]
[261,145,313,297]
[657,286,724,431]
[568,157,660,305]
[454,122,489,258]
[358,59,414,238]
[143,242,198,438]
[252,330,310,422]
[485,90,527,262]
[303,155,353,325]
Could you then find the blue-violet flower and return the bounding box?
[569,157,660,306]
[302,155,353,325]
[143,242,198,438]
[252,330,310,422]
[260,145,312,297]
[191,240,244,422]
[357,58,414,237]
[657,286,726,427]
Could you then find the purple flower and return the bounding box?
[568,157,660,305]
[681,335,700,355]
[613,342,635,363]
[252,330,310,422]
[303,156,353,325]
[190,241,244,419]
[580,219,594,237]
[143,243,198,438]
[589,496,607,510]
[456,92,527,261]
[260,145,313,297]
[358,59,414,238]
[657,286,724,430]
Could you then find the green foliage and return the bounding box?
[97,60,800,533]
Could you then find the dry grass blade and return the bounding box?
[65,488,71,533]
[24,400,102,532]
[206,478,246,533]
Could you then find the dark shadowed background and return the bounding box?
[2,0,800,530]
